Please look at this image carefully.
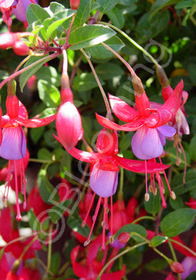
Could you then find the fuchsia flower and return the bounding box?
[96,81,183,160]
[55,128,169,248]
[96,81,183,207]
[0,0,38,28]
[71,235,126,280]
[0,86,56,220]
[56,87,83,150]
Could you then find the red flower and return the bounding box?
[71,235,126,280]
[56,87,83,150]
[96,81,183,160]
[56,128,168,248]
[0,89,56,220]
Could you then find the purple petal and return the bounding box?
[131,127,163,160]
[181,257,196,280]
[108,232,125,249]
[13,0,38,21]
[90,163,118,197]
[0,126,26,160]
[157,125,176,137]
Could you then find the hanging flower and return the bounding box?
[55,128,169,247]
[0,82,56,220]
[96,81,183,161]
[71,235,126,280]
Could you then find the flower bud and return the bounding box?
[118,232,130,244]
[56,101,83,150]
[70,0,80,9]
[170,261,185,273]
[0,32,17,49]
[13,40,30,56]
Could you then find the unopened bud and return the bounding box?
[170,261,185,273]
[118,232,130,244]
[156,65,169,88]
[170,191,176,200]
[0,32,17,49]
[70,0,80,9]
[132,75,144,96]
[145,193,150,202]
[56,102,83,150]
[13,40,30,56]
[11,259,20,274]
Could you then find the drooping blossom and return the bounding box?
[71,235,126,280]
[56,86,83,150]
[156,65,190,138]
[0,207,41,260]
[96,81,183,207]
[156,65,190,184]
[0,82,56,220]
[55,128,169,248]
[70,0,80,9]
[0,0,38,28]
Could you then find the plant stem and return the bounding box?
[97,242,147,279]
[101,42,137,77]
[100,22,159,67]
[47,225,53,274]
[18,235,38,261]
[80,48,112,118]
[168,240,182,280]
[169,238,196,257]
[118,167,124,200]
[132,215,155,224]
[0,52,59,90]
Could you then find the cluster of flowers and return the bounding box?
[0,0,194,279]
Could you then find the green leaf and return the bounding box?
[150,0,181,16]
[30,126,45,144]
[144,190,161,215]
[48,200,72,223]
[28,209,41,231]
[188,63,196,86]
[175,1,194,9]
[136,11,170,43]
[35,66,61,87]
[95,62,124,80]
[172,170,196,195]
[85,36,124,59]
[37,168,59,204]
[151,236,168,247]
[50,252,61,274]
[67,215,90,238]
[37,148,52,161]
[72,72,104,91]
[26,3,50,25]
[73,0,91,28]
[97,0,119,14]
[160,208,196,237]
[144,258,168,272]
[107,7,125,29]
[50,2,69,13]
[69,25,116,50]
[38,80,60,107]
[20,55,55,91]
[115,224,147,242]
[43,9,75,39]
